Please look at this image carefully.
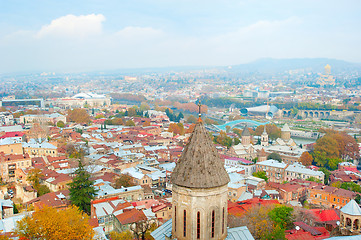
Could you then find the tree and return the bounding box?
[115,174,135,188]
[237,205,285,240]
[67,108,90,124]
[27,169,50,197]
[109,230,133,240]
[142,120,151,127]
[125,120,135,126]
[127,108,137,117]
[68,161,97,215]
[356,194,361,204]
[168,123,184,135]
[267,153,282,162]
[57,120,65,128]
[328,158,342,170]
[253,171,268,182]
[254,124,281,140]
[15,205,94,240]
[340,182,361,193]
[186,115,197,123]
[319,167,330,184]
[299,152,313,166]
[305,177,321,183]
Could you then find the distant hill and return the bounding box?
[228,58,361,74]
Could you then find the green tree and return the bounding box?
[268,205,294,229]
[328,158,342,170]
[355,194,361,204]
[340,182,361,193]
[305,177,322,183]
[253,171,268,182]
[319,167,330,184]
[68,161,97,215]
[267,152,282,162]
[57,120,65,128]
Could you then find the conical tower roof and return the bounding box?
[341,199,361,216]
[171,120,230,188]
[281,123,291,132]
[241,126,251,137]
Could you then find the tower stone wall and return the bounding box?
[172,184,228,240]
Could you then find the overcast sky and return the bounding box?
[0,0,360,73]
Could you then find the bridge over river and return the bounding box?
[214,119,270,131]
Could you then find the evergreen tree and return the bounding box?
[68,161,97,215]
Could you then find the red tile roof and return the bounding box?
[310,209,340,222]
[115,208,147,225]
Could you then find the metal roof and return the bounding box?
[226,226,255,240]
[340,199,361,216]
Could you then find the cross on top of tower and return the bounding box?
[198,100,202,120]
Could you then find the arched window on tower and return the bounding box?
[174,206,176,232]
[184,210,187,237]
[211,210,215,238]
[197,211,201,239]
[222,207,225,234]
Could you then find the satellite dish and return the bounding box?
[295,226,300,231]
[337,221,340,226]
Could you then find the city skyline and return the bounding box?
[0,0,361,73]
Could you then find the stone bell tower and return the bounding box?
[171,117,230,240]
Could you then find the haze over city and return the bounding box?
[1,0,361,73]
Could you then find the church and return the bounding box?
[151,117,254,239]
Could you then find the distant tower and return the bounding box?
[261,125,269,146]
[171,118,230,240]
[281,123,291,141]
[325,64,331,75]
[241,126,251,146]
[258,148,267,162]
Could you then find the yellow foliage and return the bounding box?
[109,230,133,240]
[15,205,94,240]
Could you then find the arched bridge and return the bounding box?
[214,119,270,131]
[281,109,331,119]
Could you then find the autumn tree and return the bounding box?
[109,230,133,240]
[213,131,233,148]
[236,205,286,240]
[125,120,135,126]
[115,174,135,188]
[68,161,97,215]
[185,124,195,134]
[253,124,281,140]
[186,115,197,123]
[142,120,151,127]
[168,123,185,135]
[204,118,219,125]
[15,205,94,240]
[67,108,90,124]
[299,152,313,166]
[232,128,242,137]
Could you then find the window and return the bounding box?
[334,198,336,201]
[173,207,177,226]
[222,207,225,234]
[338,199,340,203]
[183,210,186,237]
[211,210,215,238]
[197,211,200,239]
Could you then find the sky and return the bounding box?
[0,0,360,73]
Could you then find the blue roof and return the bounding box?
[151,219,172,240]
[226,226,255,240]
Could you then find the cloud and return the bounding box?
[115,26,164,39]
[36,14,105,39]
